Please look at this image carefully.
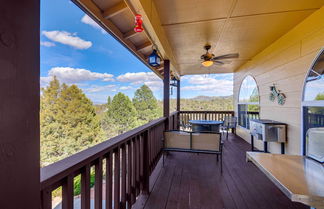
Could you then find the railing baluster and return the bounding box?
[121,144,127,209]
[106,152,113,209]
[139,135,144,189]
[148,131,152,172]
[81,165,91,209]
[114,148,120,209]
[95,158,103,209]
[142,130,150,194]
[186,113,188,124]
[127,141,133,208]
[62,174,74,209]
[131,138,136,205]
[135,136,140,196]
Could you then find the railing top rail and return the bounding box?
[247,111,259,114]
[41,116,166,189]
[179,110,234,113]
[170,111,179,115]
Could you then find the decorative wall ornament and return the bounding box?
[269,84,286,105]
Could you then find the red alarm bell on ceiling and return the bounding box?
[134,14,144,33]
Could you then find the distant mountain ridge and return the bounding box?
[185,95,233,101]
[95,95,234,115]
[169,95,233,111]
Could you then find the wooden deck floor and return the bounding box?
[137,134,309,209]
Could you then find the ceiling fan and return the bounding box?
[200,44,239,67]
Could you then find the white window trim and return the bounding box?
[237,75,260,129]
[302,100,324,107]
[300,47,324,155]
[238,102,259,105]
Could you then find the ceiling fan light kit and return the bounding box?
[200,44,239,68]
[201,60,214,67]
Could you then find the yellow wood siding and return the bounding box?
[234,6,324,155]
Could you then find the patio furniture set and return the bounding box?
[163,116,238,173]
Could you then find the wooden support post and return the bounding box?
[176,79,180,112]
[163,60,170,130]
[0,1,40,208]
[176,79,180,129]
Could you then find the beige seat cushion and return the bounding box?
[164,131,190,149]
[192,133,220,151]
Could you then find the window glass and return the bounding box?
[238,76,260,129]
[304,107,324,130]
[302,50,324,154]
[239,76,259,103]
[304,51,324,101]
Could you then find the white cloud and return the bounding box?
[119,86,133,90]
[42,30,92,49]
[85,85,117,93]
[182,75,233,95]
[81,15,106,33]
[144,80,163,91]
[117,72,160,84]
[40,41,56,47]
[40,76,53,87]
[44,67,114,84]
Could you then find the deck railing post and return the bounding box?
[41,189,52,209]
[163,60,170,130]
[176,79,180,129]
[176,111,180,130]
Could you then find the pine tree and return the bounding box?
[107,96,112,109]
[56,84,104,156]
[103,92,138,135]
[133,85,160,125]
[40,77,62,165]
[40,78,104,166]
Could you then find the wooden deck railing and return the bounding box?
[169,111,179,130]
[40,111,233,209]
[238,111,260,128]
[40,116,169,209]
[179,111,235,125]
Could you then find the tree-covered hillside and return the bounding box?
[168,96,233,112]
[41,78,233,166]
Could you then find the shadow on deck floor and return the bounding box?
[135,133,309,209]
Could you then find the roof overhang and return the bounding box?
[73,0,324,77]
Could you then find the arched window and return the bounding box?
[302,49,324,154]
[238,75,260,129]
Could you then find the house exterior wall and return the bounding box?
[234,6,324,155]
[0,1,40,208]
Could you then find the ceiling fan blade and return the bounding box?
[212,53,239,60]
[214,60,224,65]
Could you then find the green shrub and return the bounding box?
[52,170,96,198]
[74,171,95,196]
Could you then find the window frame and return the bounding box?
[301,48,324,155]
[237,75,260,129]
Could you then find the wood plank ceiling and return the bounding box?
[73,0,324,77]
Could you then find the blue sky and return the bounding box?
[40,0,233,104]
